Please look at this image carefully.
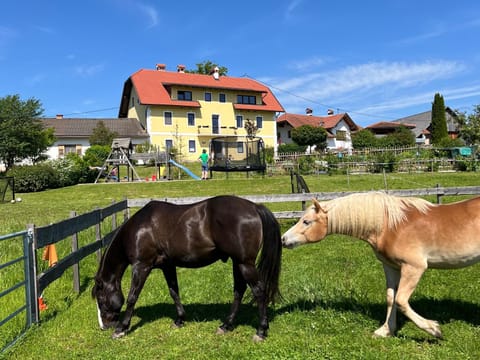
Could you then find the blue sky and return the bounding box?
[1,0,480,127]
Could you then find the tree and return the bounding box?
[351,129,378,149]
[186,60,228,76]
[456,105,480,146]
[291,125,327,152]
[0,94,54,171]
[89,120,117,146]
[83,145,111,167]
[244,118,258,139]
[431,93,448,144]
[378,126,416,147]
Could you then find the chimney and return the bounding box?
[177,64,186,73]
[212,66,220,80]
[306,108,313,116]
[56,114,64,119]
[327,109,334,115]
[156,63,166,71]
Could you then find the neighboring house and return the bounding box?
[41,115,149,160]
[367,108,459,145]
[276,109,360,152]
[118,64,284,161]
[366,121,417,137]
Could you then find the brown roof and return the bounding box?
[366,121,416,130]
[41,118,149,139]
[119,68,284,117]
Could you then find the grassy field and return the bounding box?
[1,171,480,359]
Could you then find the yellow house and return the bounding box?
[118,64,284,161]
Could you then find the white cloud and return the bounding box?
[25,73,47,87]
[74,63,105,77]
[265,59,468,124]
[284,0,303,20]
[138,4,159,29]
[287,56,330,72]
[273,60,464,103]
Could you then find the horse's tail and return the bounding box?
[255,204,282,304]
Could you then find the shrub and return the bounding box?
[370,152,397,173]
[278,143,307,153]
[7,164,61,192]
[83,145,111,167]
[298,155,315,174]
[48,154,97,186]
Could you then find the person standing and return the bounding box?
[198,149,209,180]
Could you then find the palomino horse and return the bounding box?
[92,195,282,341]
[282,191,480,338]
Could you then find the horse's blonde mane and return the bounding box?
[323,192,433,238]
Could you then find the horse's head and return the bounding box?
[91,276,124,330]
[282,198,328,248]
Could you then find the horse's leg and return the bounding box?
[395,263,442,338]
[373,264,400,338]
[113,264,151,338]
[217,263,247,335]
[238,263,268,341]
[162,265,186,328]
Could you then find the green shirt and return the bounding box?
[199,153,209,164]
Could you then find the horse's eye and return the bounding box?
[303,219,311,226]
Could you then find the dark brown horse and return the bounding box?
[92,195,282,341]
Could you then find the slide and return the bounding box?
[168,159,201,180]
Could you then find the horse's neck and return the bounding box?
[328,209,378,240]
[99,240,128,282]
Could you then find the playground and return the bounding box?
[94,137,267,183]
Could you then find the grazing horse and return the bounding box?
[281,191,480,338]
[92,195,282,341]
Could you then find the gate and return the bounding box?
[0,229,35,353]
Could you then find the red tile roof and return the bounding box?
[277,112,359,131]
[121,69,284,113]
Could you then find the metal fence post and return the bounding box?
[24,224,39,325]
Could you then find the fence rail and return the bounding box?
[127,185,480,209]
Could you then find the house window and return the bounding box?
[187,113,195,126]
[165,139,173,150]
[288,130,291,139]
[59,144,78,158]
[212,114,219,134]
[204,92,212,101]
[256,116,263,129]
[236,115,243,128]
[236,95,256,104]
[177,90,192,101]
[219,93,226,102]
[336,130,347,141]
[189,140,196,153]
[237,142,244,153]
[164,111,172,125]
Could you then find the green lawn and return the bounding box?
[1,171,480,359]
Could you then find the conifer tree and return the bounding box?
[431,93,448,144]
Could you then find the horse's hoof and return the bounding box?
[252,334,265,342]
[171,322,184,329]
[216,327,227,335]
[111,330,126,339]
[428,321,442,339]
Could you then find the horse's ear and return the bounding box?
[312,198,326,214]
